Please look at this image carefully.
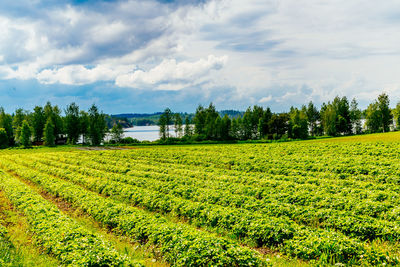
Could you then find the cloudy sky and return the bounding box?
[0,0,399,114]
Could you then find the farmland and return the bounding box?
[1,132,400,266]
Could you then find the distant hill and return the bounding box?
[111,110,244,127]
[112,112,163,119]
[105,115,133,128]
[219,110,244,118]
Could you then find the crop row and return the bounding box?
[98,143,400,180]
[33,154,400,233]
[40,152,399,220]
[0,224,20,266]
[0,170,137,267]
[0,159,265,267]
[83,150,400,198]
[48,149,400,194]
[5,156,398,265]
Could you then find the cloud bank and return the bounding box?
[0,0,399,113]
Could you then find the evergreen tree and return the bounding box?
[0,128,8,149]
[236,117,244,140]
[163,108,172,138]
[43,118,55,146]
[31,106,45,142]
[269,113,289,139]
[250,106,263,138]
[13,108,27,143]
[79,110,89,144]
[220,114,231,140]
[258,107,272,138]
[0,108,14,146]
[88,104,106,145]
[214,116,222,140]
[65,102,80,144]
[44,102,63,139]
[333,96,351,135]
[241,108,252,140]
[193,105,206,136]
[204,103,219,139]
[205,113,216,139]
[158,114,167,140]
[19,120,32,148]
[231,118,240,139]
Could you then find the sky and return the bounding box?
[0,0,399,114]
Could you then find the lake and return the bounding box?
[123,125,177,141]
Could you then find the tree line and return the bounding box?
[0,102,108,148]
[159,93,400,142]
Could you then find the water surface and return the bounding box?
[123,125,176,141]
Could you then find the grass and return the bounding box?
[0,191,59,267]
[2,131,400,266]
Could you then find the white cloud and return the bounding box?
[259,95,272,103]
[115,55,227,90]
[37,64,134,85]
[0,0,400,110]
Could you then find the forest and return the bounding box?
[0,102,111,148]
[0,93,399,149]
[159,93,399,142]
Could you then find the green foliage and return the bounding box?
[173,113,183,137]
[13,108,27,142]
[1,93,399,146]
[184,116,192,137]
[110,123,124,143]
[258,107,272,138]
[320,96,352,136]
[159,108,172,140]
[1,158,265,267]
[0,224,23,266]
[220,114,231,140]
[288,107,308,139]
[393,102,400,130]
[4,136,400,265]
[366,93,393,133]
[306,101,320,136]
[44,102,63,138]
[120,137,139,144]
[0,108,14,146]
[349,98,362,134]
[31,106,45,142]
[0,171,139,266]
[65,102,80,144]
[88,104,106,145]
[19,120,32,148]
[268,113,289,139]
[79,110,89,144]
[158,113,167,140]
[43,118,55,147]
[377,93,392,132]
[0,128,8,149]
[193,105,207,136]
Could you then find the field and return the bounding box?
[1,132,400,266]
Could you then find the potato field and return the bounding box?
[1,132,400,266]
